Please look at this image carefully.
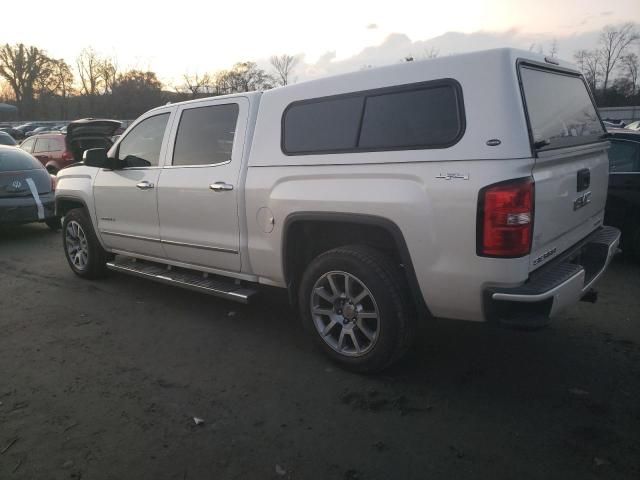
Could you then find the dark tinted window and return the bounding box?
[173,104,239,166]
[283,96,364,153]
[520,67,604,150]
[282,80,464,154]
[359,86,461,149]
[609,140,640,173]
[0,147,44,171]
[118,113,169,167]
[20,137,36,153]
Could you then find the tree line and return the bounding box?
[0,44,300,121]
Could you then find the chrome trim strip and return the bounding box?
[161,239,238,254]
[100,230,160,243]
[101,231,238,254]
[163,160,231,169]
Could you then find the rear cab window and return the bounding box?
[519,64,605,151]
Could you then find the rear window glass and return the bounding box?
[359,86,461,149]
[172,103,239,166]
[520,66,604,150]
[0,148,44,171]
[283,96,364,153]
[282,80,464,155]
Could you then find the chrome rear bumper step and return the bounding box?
[106,257,258,304]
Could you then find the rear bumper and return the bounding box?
[0,193,56,224]
[486,226,620,325]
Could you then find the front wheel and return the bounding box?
[62,208,112,279]
[298,245,416,373]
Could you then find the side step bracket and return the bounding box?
[106,257,258,304]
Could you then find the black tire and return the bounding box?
[46,166,59,175]
[62,208,112,279]
[45,216,61,231]
[298,245,416,373]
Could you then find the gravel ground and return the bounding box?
[1,223,639,480]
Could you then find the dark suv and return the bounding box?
[605,129,640,260]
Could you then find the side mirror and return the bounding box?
[83,148,121,169]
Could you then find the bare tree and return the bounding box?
[598,23,639,91]
[270,54,299,86]
[0,43,52,117]
[76,47,104,96]
[548,39,559,58]
[182,72,212,98]
[424,47,439,59]
[98,56,118,95]
[574,49,602,91]
[215,62,274,94]
[621,52,639,95]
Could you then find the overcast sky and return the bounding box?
[3,0,639,85]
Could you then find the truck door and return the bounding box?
[93,111,173,258]
[156,97,249,272]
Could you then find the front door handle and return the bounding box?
[209,182,234,192]
[136,181,155,190]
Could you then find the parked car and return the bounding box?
[0,145,59,229]
[0,126,23,140]
[0,131,17,146]
[18,120,120,174]
[25,126,53,138]
[625,120,640,131]
[55,48,619,372]
[15,123,45,137]
[604,128,640,260]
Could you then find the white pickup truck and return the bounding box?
[55,48,620,372]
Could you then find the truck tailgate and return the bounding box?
[530,142,609,270]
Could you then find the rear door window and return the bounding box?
[172,104,239,166]
[520,66,605,150]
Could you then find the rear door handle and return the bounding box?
[209,182,234,192]
[136,181,155,190]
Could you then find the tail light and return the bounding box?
[477,178,534,257]
[61,150,73,162]
[50,174,57,191]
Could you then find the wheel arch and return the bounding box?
[281,212,428,317]
[55,195,90,218]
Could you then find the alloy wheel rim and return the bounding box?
[65,220,89,270]
[310,271,380,357]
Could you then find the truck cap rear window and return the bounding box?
[519,65,604,151]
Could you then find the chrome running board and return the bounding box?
[106,257,258,304]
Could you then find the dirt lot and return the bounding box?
[0,223,639,480]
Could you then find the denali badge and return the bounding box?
[573,191,592,211]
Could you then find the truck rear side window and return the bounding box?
[520,66,604,151]
[282,80,464,155]
[172,103,239,166]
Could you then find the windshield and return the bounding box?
[520,65,604,150]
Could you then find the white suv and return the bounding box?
[55,48,620,372]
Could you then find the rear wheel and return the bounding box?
[298,245,416,373]
[62,208,112,279]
